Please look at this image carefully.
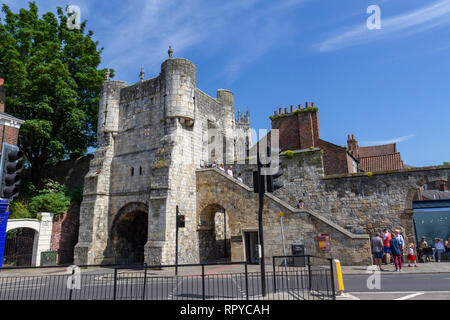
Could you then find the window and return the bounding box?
[140,166,143,175]
[131,167,134,176]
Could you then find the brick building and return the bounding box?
[0,77,24,149]
[268,104,404,175]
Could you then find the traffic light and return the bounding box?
[177,214,185,228]
[265,146,284,193]
[0,143,23,200]
[266,164,284,193]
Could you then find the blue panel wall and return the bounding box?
[0,200,10,268]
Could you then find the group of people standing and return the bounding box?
[371,229,417,272]
[419,236,450,263]
[212,160,243,183]
[372,229,450,271]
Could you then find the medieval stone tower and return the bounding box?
[74,49,251,265]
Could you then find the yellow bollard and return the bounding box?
[332,259,345,295]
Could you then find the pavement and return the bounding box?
[1,260,449,277]
[340,260,450,275]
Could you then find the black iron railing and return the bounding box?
[0,256,336,300]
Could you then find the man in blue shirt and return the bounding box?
[394,230,405,263]
[390,233,403,272]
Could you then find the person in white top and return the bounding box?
[237,173,243,183]
[227,166,233,177]
[219,164,225,171]
[212,160,218,168]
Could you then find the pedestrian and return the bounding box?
[371,233,384,271]
[296,199,304,209]
[390,233,402,272]
[227,165,233,177]
[394,229,405,262]
[419,237,428,262]
[435,238,445,263]
[237,173,243,183]
[219,163,225,172]
[383,229,392,265]
[406,244,418,267]
[212,159,218,168]
[445,238,450,261]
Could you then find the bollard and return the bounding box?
[332,259,344,295]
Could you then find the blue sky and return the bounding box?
[3,0,450,167]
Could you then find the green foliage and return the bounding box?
[9,201,33,219]
[68,186,83,203]
[29,191,71,216]
[294,107,319,115]
[0,2,113,185]
[270,107,319,120]
[28,179,71,216]
[367,172,373,178]
[444,162,450,165]
[285,150,294,158]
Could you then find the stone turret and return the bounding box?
[97,80,127,137]
[161,57,196,125]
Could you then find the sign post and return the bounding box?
[278,212,287,267]
[175,205,179,276]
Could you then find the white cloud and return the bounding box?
[318,0,450,52]
[361,134,415,146]
[98,0,306,82]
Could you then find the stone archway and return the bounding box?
[110,202,148,264]
[198,204,232,263]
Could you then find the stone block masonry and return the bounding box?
[75,52,252,266]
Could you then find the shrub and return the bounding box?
[28,180,71,216]
[285,150,294,158]
[367,172,373,178]
[68,186,83,203]
[29,192,71,216]
[9,201,32,219]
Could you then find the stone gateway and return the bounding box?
[75,51,450,266]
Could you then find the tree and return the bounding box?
[444,162,450,165]
[0,2,113,185]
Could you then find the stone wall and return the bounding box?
[196,168,371,265]
[75,55,250,266]
[270,149,450,249]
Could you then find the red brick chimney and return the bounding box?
[347,134,359,159]
[0,78,5,113]
[271,102,320,151]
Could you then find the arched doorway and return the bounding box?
[198,204,231,263]
[3,228,36,267]
[110,203,148,264]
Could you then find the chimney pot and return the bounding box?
[312,102,315,107]
[284,108,288,114]
[279,108,282,115]
[352,134,355,140]
[306,102,309,108]
[298,104,302,109]
[274,111,278,116]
